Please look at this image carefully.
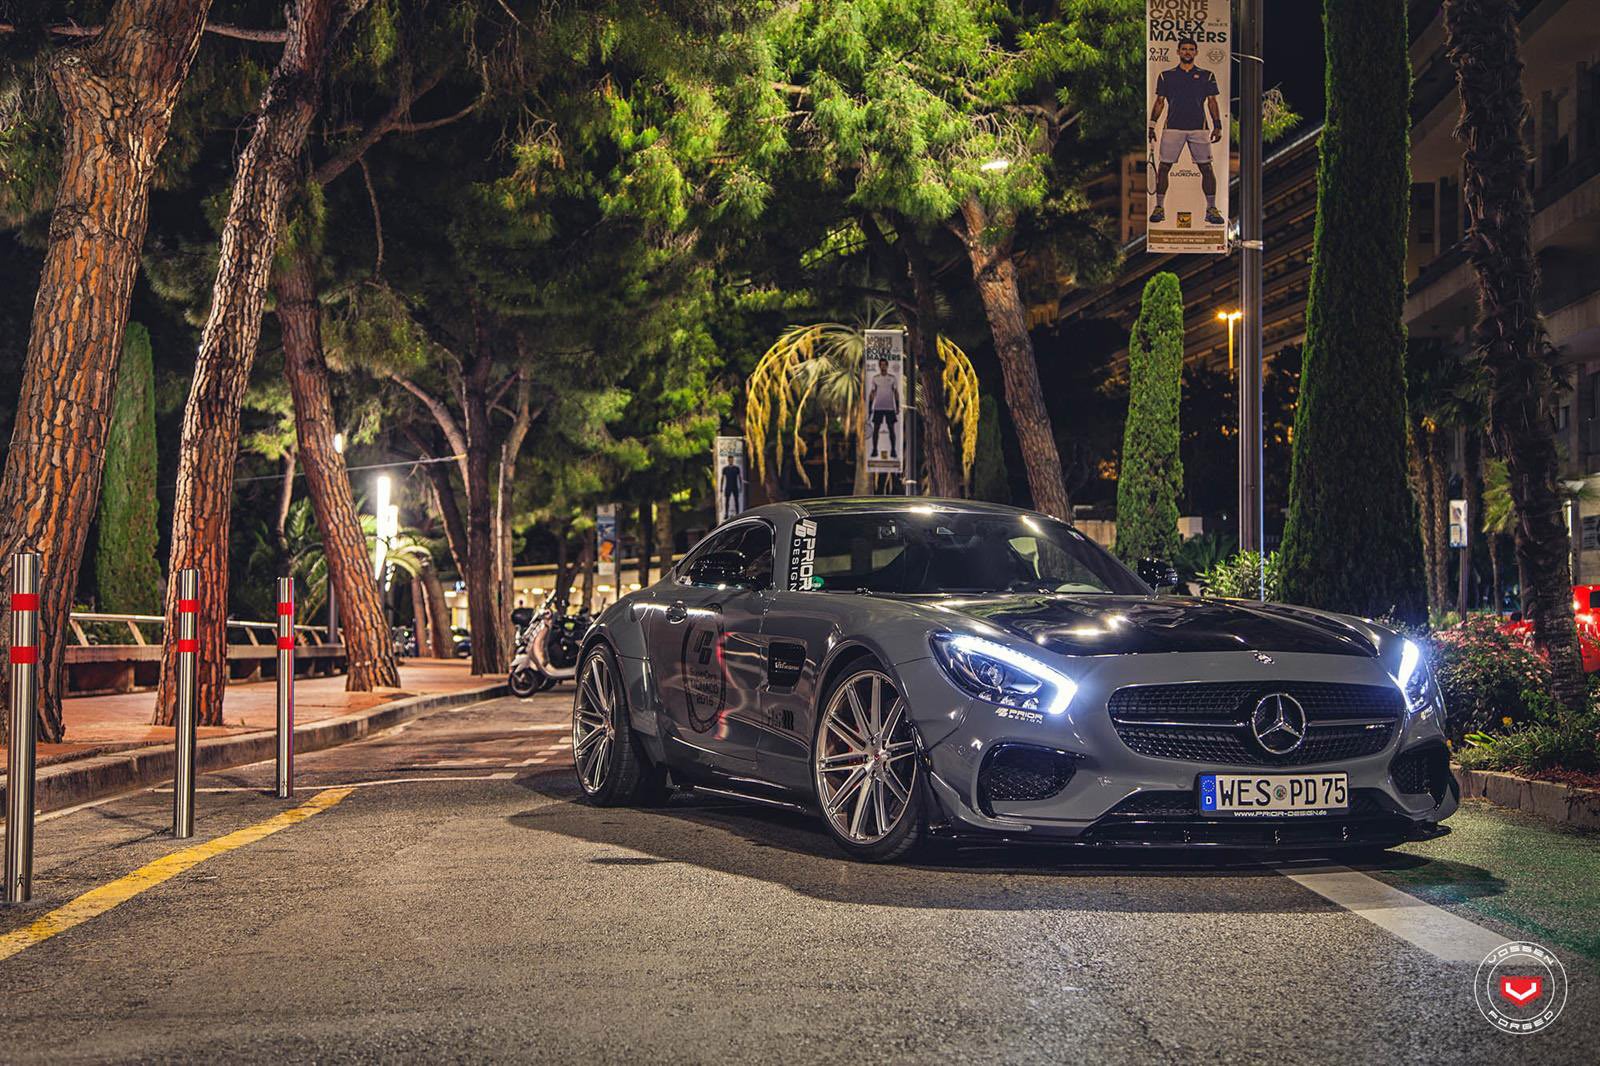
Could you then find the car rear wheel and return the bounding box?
[572,645,666,806]
[813,665,923,862]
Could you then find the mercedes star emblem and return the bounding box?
[1251,693,1307,755]
[1253,652,1274,665]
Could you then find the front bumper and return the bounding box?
[898,650,1458,849]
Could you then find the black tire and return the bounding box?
[812,661,924,863]
[572,644,668,807]
[509,666,541,699]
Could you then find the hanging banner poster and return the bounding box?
[714,436,748,524]
[862,329,906,476]
[596,503,619,586]
[1146,0,1230,254]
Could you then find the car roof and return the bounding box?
[741,496,1056,522]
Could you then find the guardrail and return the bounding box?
[63,611,346,696]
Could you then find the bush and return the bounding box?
[1115,273,1184,563]
[1427,614,1551,740]
[1172,531,1236,580]
[1458,689,1600,776]
[1199,551,1281,601]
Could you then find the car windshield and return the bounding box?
[805,511,1147,596]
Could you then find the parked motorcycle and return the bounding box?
[508,594,592,697]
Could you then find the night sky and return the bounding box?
[1263,3,1326,127]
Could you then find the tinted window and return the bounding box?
[681,522,774,590]
[808,511,1144,595]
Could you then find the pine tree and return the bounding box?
[1115,273,1183,564]
[94,322,162,614]
[1277,0,1425,622]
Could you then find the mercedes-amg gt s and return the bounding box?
[570,499,1456,862]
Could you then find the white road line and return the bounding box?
[513,757,548,766]
[510,724,569,732]
[156,775,517,793]
[1278,866,1508,964]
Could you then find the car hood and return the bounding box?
[928,594,1375,659]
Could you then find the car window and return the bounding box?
[679,522,774,590]
[805,511,1145,595]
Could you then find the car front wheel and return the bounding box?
[572,645,666,806]
[813,665,923,862]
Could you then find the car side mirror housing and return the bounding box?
[687,550,757,589]
[1137,558,1180,593]
[511,607,534,627]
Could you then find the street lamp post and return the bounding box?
[1238,0,1266,600]
[327,432,345,645]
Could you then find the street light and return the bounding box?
[1216,310,1242,371]
[373,474,394,580]
[980,158,1010,172]
[332,431,345,455]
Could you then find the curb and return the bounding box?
[1,683,507,815]
[1453,765,1600,831]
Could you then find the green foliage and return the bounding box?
[972,394,1009,504]
[1429,613,1554,740]
[1459,688,1600,776]
[1172,531,1237,579]
[1115,272,1183,563]
[1278,0,1425,622]
[94,323,162,613]
[1200,551,1282,602]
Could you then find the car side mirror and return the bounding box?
[687,549,756,589]
[511,607,534,627]
[1137,557,1180,593]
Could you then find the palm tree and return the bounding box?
[745,309,980,498]
[1444,0,1586,708]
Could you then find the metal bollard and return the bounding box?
[5,552,40,904]
[173,569,198,839]
[275,577,294,799]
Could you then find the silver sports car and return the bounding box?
[571,498,1457,862]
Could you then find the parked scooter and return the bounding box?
[508,593,592,697]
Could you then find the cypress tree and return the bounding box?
[1278,0,1424,621]
[1115,273,1184,563]
[95,322,162,613]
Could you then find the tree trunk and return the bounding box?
[274,447,296,576]
[954,197,1070,520]
[905,246,962,498]
[494,378,532,629]
[0,0,212,743]
[577,537,596,614]
[1459,429,1483,615]
[420,556,452,658]
[1491,531,1505,614]
[461,349,505,675]
[852,403,871,496]
[406,424,471,586]
[1408,418,1438,613]
[1445,0,1586,709]
[1427,425,1451,616]
[638,502,653,588]
[655,503,673,580]
[157,0,350,726]
[274,240,399,691]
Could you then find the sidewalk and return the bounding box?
[1,659,507,812]
[8,659,492,767]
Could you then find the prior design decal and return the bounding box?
[788,519,818,591]
[679,617,728,733]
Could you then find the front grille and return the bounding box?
[1107,681,1403,767]
[1390,742,1450,803]
[978,744,1078,814]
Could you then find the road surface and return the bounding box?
[2,694,1596,1064]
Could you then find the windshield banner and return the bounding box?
[863,329,906,477]
[715,435,748,525]
[1146,0,1230,254]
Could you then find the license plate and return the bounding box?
[1198,773,1348,817]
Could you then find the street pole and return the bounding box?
[275,576,295,799]
[5,552,40,904]
[173,568,198,839]
[1238,0,1265,599]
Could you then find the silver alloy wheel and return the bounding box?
[815,669,918,845]
[573,654,617,794]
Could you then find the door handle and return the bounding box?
[665,601,688,624]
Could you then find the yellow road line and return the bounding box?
[0,787,353,964]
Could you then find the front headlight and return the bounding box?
[930,633,1077,716]
[1393,638,1437,713]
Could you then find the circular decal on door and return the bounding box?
[679,615,728,733]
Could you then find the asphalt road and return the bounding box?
[2,693,1597,1065]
